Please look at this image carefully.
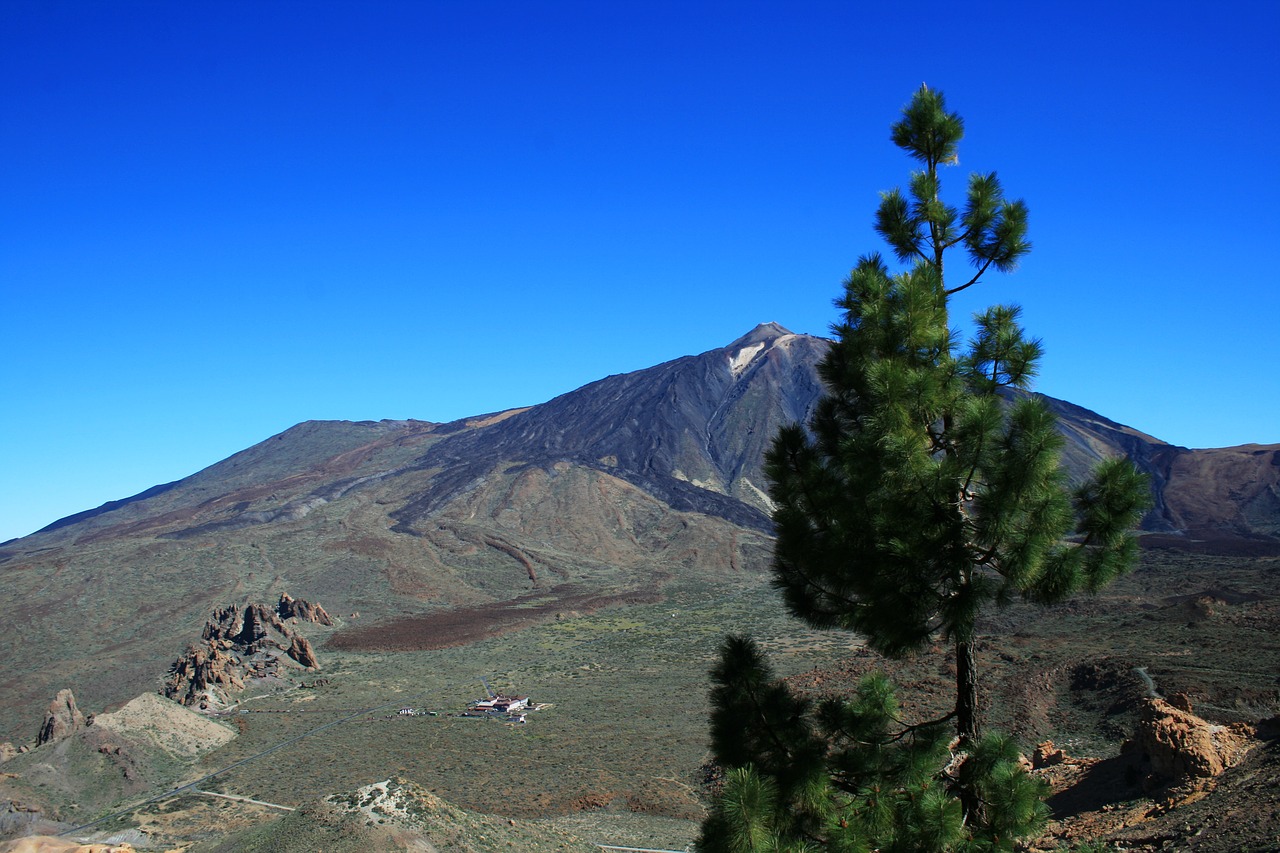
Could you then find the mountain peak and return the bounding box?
[728,322,794,350]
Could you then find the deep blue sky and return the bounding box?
[3,1,1277,543]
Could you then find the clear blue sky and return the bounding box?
[3,1,1277,543]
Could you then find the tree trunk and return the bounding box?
[956,637,979,742]
[955,635,987,827]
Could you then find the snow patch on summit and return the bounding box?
[729,342,766,377]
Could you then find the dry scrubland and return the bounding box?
[6,545,1274,850]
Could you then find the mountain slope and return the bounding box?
[1,323,1277,742]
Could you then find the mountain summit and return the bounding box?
[727,321,796,348]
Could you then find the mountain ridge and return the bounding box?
[1,324,1277,741]
[9,322,1271,552]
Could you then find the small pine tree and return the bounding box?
[698,636,1046,852]
[700,87,1148,850]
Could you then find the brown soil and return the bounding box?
[324,583,664,651]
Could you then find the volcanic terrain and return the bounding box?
[2,324,1277,850]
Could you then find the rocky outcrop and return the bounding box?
[278,593,333,626]
[165,643,246,707]
[1033,740,1068,768]
[36,689,86,746]
[202,602,289,654]
[287,635,319,669]
[165,596,330,708]
[1130,696,1255,785]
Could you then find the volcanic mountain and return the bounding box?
[1,322,1277,740]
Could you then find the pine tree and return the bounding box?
[767,85,1148,743]
[699,87,1149,850]
[697,636,1046,852]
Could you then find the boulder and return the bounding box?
[287,635,319,669]
[1032,740,1067,768]
[1131,697,1255,783]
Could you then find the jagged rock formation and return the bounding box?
[278,592,333,626]
[201,601,289,653]
[164,643,246,708]
[36,690,85,746]
[164,597,329,709]
[1129,696,1256,785]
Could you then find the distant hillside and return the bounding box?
[1,323,1277,740]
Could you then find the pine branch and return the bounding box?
[781,555,866,620]
[882,709,957,744]
[945,254,996,295]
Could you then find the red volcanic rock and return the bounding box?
[164,643,246,706]
[1033,740,1068,768]
[165,598,331,706]
[287,635,319,669]
[36,689,86,746]
[201,603,291,652]
[278,593,333,626]
[1132,697,1255,783]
